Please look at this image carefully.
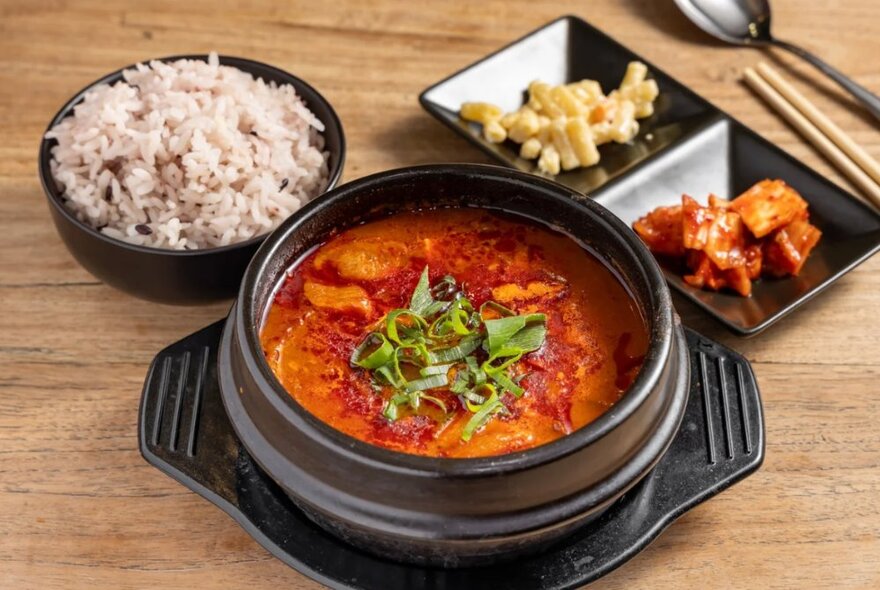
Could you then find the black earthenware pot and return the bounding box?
[217,164,690,567]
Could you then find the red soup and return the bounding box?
[260,208,647,458]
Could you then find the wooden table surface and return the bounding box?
[2,1,879,588]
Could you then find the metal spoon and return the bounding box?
[673,0,880,122]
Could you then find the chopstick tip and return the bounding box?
[756,61,773,75]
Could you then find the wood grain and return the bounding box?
[1,1,879,588]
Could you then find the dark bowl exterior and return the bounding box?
[45,202,264,304]
[37,54,346,305]
[218,164,690,566]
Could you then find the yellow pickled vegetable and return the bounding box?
[457,61,658,176]
[460,102,503,124]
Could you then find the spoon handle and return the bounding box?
[772,39,880,123]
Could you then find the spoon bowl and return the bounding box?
[673,0,772,45]
[673,0,880,122]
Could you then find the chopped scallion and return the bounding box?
[462,391,506,441]
[350,332,394,369]
[349,265,547,442]
[404,374,449,392]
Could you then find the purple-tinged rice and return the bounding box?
[45,53,329,250]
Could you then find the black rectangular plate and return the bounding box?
[419,15,880,335]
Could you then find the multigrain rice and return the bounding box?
[45,53,329,250]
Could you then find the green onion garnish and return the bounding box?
[430,334,481,363]
[408,266,434,315]
[385,309,428,345]
[479,300,515,318]
[483,313,546,357]
[350,333,395,369]
[462,389,506,442]
[420,364,453,377]
[350,266,547,442]
[404,373,449,392]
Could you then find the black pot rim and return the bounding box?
[37,53,346,257]
[235,163,675,477]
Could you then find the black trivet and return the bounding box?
[139,321,763,589]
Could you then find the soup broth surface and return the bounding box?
[260,208,647,458]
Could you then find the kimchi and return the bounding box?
[633,179,821,297]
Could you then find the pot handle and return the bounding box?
[615,326,766,523]
[538,327,765,585]
[680,326,765,467]
[137,320,244,507]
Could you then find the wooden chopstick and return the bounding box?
[756,62,880,187]
[743,66,880,209]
